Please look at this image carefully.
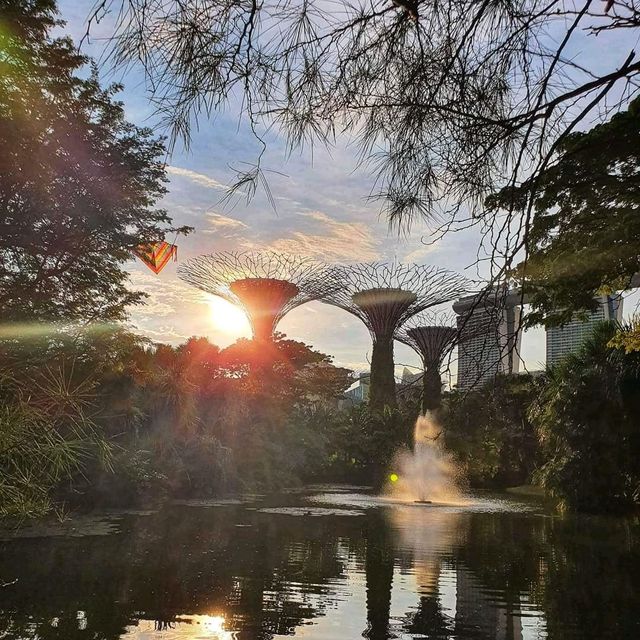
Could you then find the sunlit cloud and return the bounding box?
[402,242,439,263]
[269,210,380,261]
[202,212,249,234]
[135,325,191,343]
[166,165,228,190]
[127,271,204,318]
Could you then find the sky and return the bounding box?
[57,0,638,377]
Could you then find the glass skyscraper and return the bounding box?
[453,289,522,390]
[545,294,623,367]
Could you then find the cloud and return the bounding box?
[269,210,380,261]
[202,212,249,234]
[127,271,206,318]
[126,270,221,345]
[402,241,439,263]
[133,325,191,343]
[166,166,227,190]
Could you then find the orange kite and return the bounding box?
[134,241,178,274]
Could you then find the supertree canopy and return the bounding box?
[178,251,332,341]
[397,312,460,413]
[317,263,469,410]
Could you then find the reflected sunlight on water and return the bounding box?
[126,615,234,639]
[0,486,638,640]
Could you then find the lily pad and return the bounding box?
[172,497,255,507]
[256,506,364,517]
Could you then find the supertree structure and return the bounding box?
[178,251,333,341]
[396,312,460,413]
[316,263,469,410]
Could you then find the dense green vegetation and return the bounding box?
[4,322,639,519]
[532,323,640,514]
[440,323,640,514]
[0,328,359,517]
[486,97,640,328]
[442,374,542,490]
[0,0,189,323]
[1,0,639,521]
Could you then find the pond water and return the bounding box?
[0,486,639,640]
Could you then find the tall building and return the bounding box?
[343,372,371,404]
[453,289,523,390]
[546,294,623,367]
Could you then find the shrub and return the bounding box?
[441,374,541,489]
[0,368,110,519]
[532,322,640,513]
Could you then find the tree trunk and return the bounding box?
[369,336,397,411]
[422,363,442,413]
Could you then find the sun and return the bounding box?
[208,296,252,336]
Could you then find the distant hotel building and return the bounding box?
[546,294,623,367]
[453,289,523,390]
[343,372,370,404]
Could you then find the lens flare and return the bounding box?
[208,295,252,336]
[389,473,399,483]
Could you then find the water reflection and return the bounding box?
[137,615,233,639]
[388,506,462,639]
[0,490,639,639]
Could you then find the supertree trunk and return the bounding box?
[422,363,443,413]
[251,312,277,343]
[370,336,397,411]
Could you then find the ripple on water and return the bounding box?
[123,614,234,639]
[172,496,260,507]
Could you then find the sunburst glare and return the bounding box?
[207,295,252,337]
[130,614,234,638]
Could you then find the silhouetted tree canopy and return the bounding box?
[93,0,639,274]
[487,97,640,327]
[0,327,355,515]
[0,0,189,322]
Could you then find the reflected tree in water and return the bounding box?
[363,511,395,640]
[1,504,639,640]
